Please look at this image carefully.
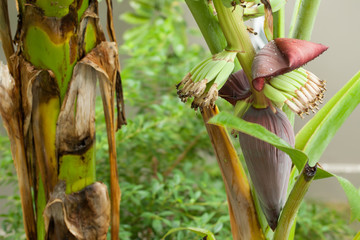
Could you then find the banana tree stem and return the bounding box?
[288,0,322,40]
[273,7,285,39]
[273,163,317,240]
[184,0,227,54]
[212,0,267,108]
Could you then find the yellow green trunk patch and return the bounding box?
[24,26,76,101]
[58,146,96,194]
[84,22,98,54]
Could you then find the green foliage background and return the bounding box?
[0,0,356,239]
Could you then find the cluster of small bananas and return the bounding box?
[263,68,326,118]
[176,50,237,109]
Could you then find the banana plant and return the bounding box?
[178,0,360,239]
[0,0,124,239]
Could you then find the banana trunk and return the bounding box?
[0,0,124,239]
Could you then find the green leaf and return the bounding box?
[161,227,216,240]
[312,169,360,222]
[336,176,360,222]
[314,168,332,180]
[208,112,308,171]
[208,112,360,222]
[152,219,163,234]
[295,71,360,166]
[354,230,360,240]
[120,12,149,24]
[293,71,360,221]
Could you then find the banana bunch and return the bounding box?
[263,68,326,118]
[176,50,237,109]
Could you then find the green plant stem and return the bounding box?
[283,2,322,237]
[273,7,285,39]
[184,0,241,71]
[273,163,317,240]
[288,0,301,37]
[288,0,322,40]
[212,0,254,75]
[212,0,267,108]
[185,0,226,54]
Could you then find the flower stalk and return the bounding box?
[184,0,227,54]
[212,0,267,108]
[273,7,285,39]
[273,163,317,240]
[288,0,322,40]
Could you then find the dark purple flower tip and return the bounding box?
[219,70,252,105]
[252,38,328,91]
[239,106,294,230]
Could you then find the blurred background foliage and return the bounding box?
[0,0,357,239]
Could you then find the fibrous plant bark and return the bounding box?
[0,0,124,239]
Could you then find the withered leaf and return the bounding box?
[81,41,126,129]
[19,56,46,135]
[0,62,37,239]
[0,62,17,124]
[105,0,117,43]
[56,63,97,155]
[78,0,105,58]
[0,0,15,69]
[44,181,110,240]
[261,0,273,41]
[78,41,122,237]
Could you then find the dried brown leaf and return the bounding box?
[17,56,44,135]
[0,62,17,120]
[0,62,37,239]
[201,106,263,239]
[105,0,117,43]
[80,41,122,239]
[261,0,273,40]
[0,0,14,71]
[81,41,126,128]
[78,0,106,58]
[56,63,97,155]
[44,181,110,240]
